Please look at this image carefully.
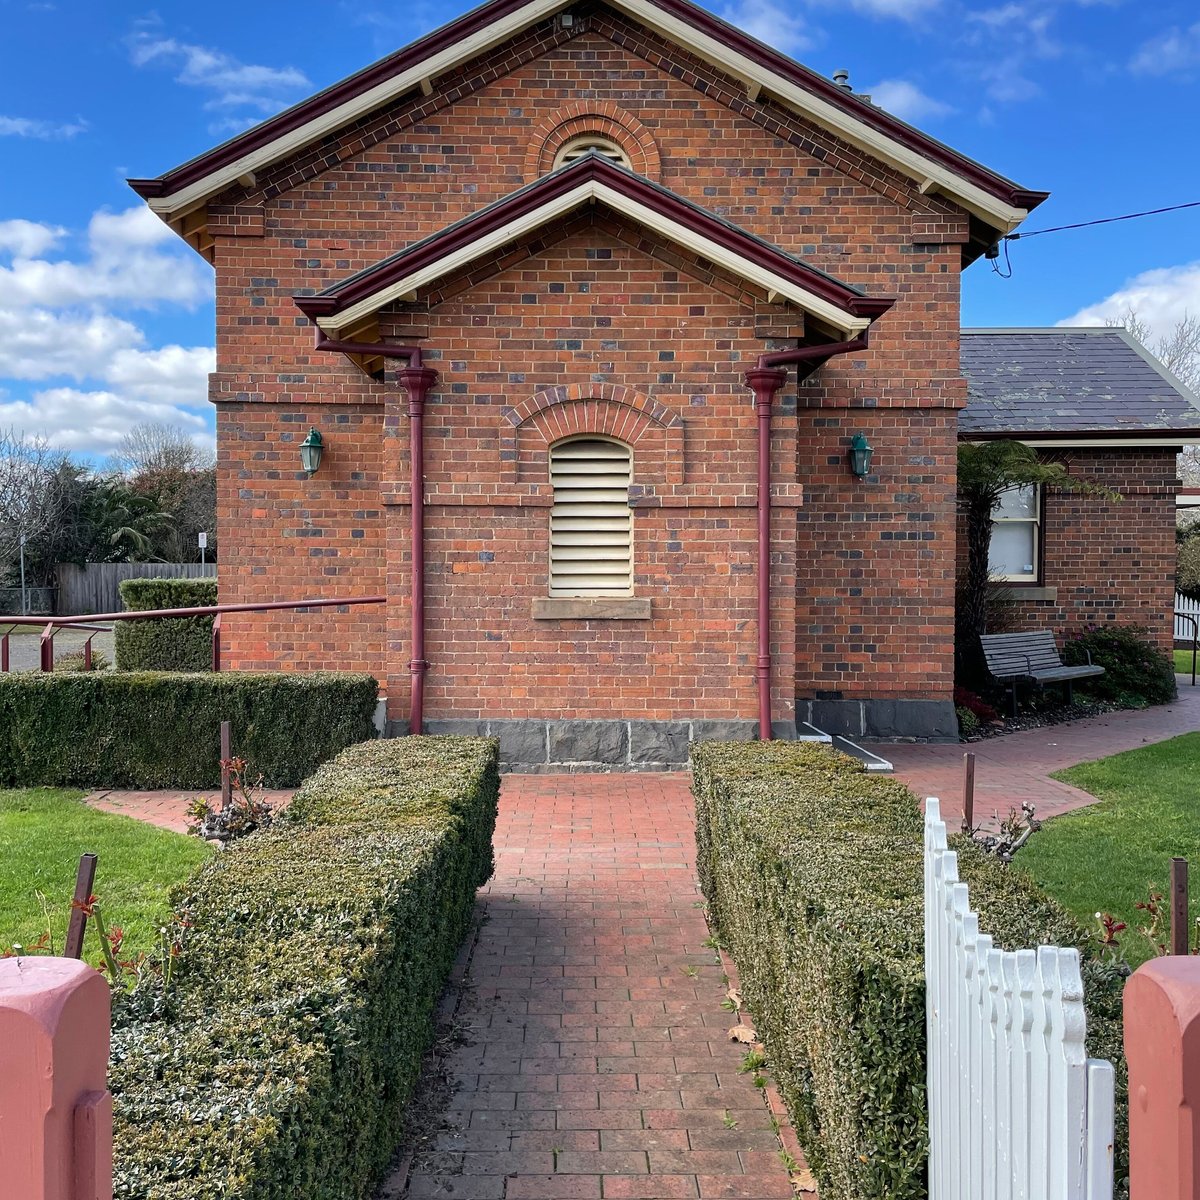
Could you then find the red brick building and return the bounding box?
[128,0,1195,765]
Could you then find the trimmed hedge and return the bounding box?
[111,735,500,1200]
[691,741,1126,1200]
[114,578,217,671]
[0,671,378,787]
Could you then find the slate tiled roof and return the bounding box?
[960,327,1200,439]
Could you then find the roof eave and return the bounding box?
[126,0,1045,233]
[296,154,893,336]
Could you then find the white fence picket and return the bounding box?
[924,797,1114,1200]
[1176,591,1200,643]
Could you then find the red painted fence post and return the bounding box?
[1125,957,1200,1199]
[0,956,112,1200]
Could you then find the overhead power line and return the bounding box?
[1003,199,1200,241]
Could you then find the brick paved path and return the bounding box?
[394,773,794,1200]
[868,681,1200,828]
[84,789,294,833]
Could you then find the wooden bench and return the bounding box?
[979,630,1105,717]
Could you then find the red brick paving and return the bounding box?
[83,789,294,833]
[867,682,1200,828]
[394,772,796,1200]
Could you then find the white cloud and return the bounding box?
[0,387,212,456]
[0,206,209,310]
[720,0,812,52]
[128,27,310,131]
[865,79,954,122]
[1131,22,1200,77]
[0,205,215,456]
[843,0,939,16]
[0,219,66,259]
[1057,261,1200,342]
[0,115,87,139]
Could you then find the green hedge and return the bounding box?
[111,735,500,1200]
[114,578,217,671]
[0,671,378,787]
[691,741,1126,1200]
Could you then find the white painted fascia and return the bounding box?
[146,0,1028,233]
[609,0,1030,231]
[963,436,1195,449]
[147,0,570,218]
[318,178,871,336]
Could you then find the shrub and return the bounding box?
[691,741,1126,1200]
[1062,624,1177,706]
[953,685,999,723]
[1179,535,1200,600]
[114,578,217,671]
[111,735,500,1200]
[0,670,378,787]
[55,646,111,672]
[955,705,980,737]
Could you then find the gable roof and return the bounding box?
[128,0,1045,237]
[960,327,1200,444]
[295,151,894,338]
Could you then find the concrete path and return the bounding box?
[866,681,1200,828]
[1,627,116,671]
[393,773,795,1200]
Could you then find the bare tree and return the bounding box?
[109,421,214,476]
[1105,309,1200,484]
[0,427,68,570]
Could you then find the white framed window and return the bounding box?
[989,484,1041,583]
[552,135,631,169]
[549,437,634,597]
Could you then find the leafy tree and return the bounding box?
[957,440,1116,681]
[81,482,174,562]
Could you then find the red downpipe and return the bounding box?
[311,329,438,735]
[401,367,438,734]
[744,333,872,742]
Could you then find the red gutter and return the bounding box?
[744,334,872,741]
[310,328,437,734]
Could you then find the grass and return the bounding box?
[1174,648,1199,676]
[1016,733,1200,967]
[0,788,212,962]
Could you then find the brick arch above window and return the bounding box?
[523,103,662,183]
[500,383,683,484]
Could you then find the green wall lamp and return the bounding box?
[848,433,874,479]
[300,427,325,475]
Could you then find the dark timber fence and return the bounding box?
[56,562,217,616]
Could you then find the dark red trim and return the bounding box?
[295,154,893,323]
[128,0,1045,217]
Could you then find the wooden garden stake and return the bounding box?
[1171,857,1189,956]
[220,719,232,811]
[64,853,98,960]
[962,752,976,833]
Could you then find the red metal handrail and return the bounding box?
[0,596,386,673]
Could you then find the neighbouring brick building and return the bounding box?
[129,0,1198,766]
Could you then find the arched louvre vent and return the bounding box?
[549,437,633,597]
[554,136,631,169]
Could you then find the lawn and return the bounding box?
[0,788,212,962]
[1016,733,1200,967]
[1175,648,1200,677]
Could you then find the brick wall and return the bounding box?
[992,448,1179,649]
[207,19,967,738]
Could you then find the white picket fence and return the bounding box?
[925,797,1115,1200]
[1177,591,1200,643]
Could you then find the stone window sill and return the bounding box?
[531,597,652,620]
[993,584,1058,602]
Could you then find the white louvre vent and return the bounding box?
[549,437,633,597]
[553,135,631,169]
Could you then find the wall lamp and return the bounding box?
[300,427,325,475]
[848,433,874,479]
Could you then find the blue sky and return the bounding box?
[1,0,1198,459]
